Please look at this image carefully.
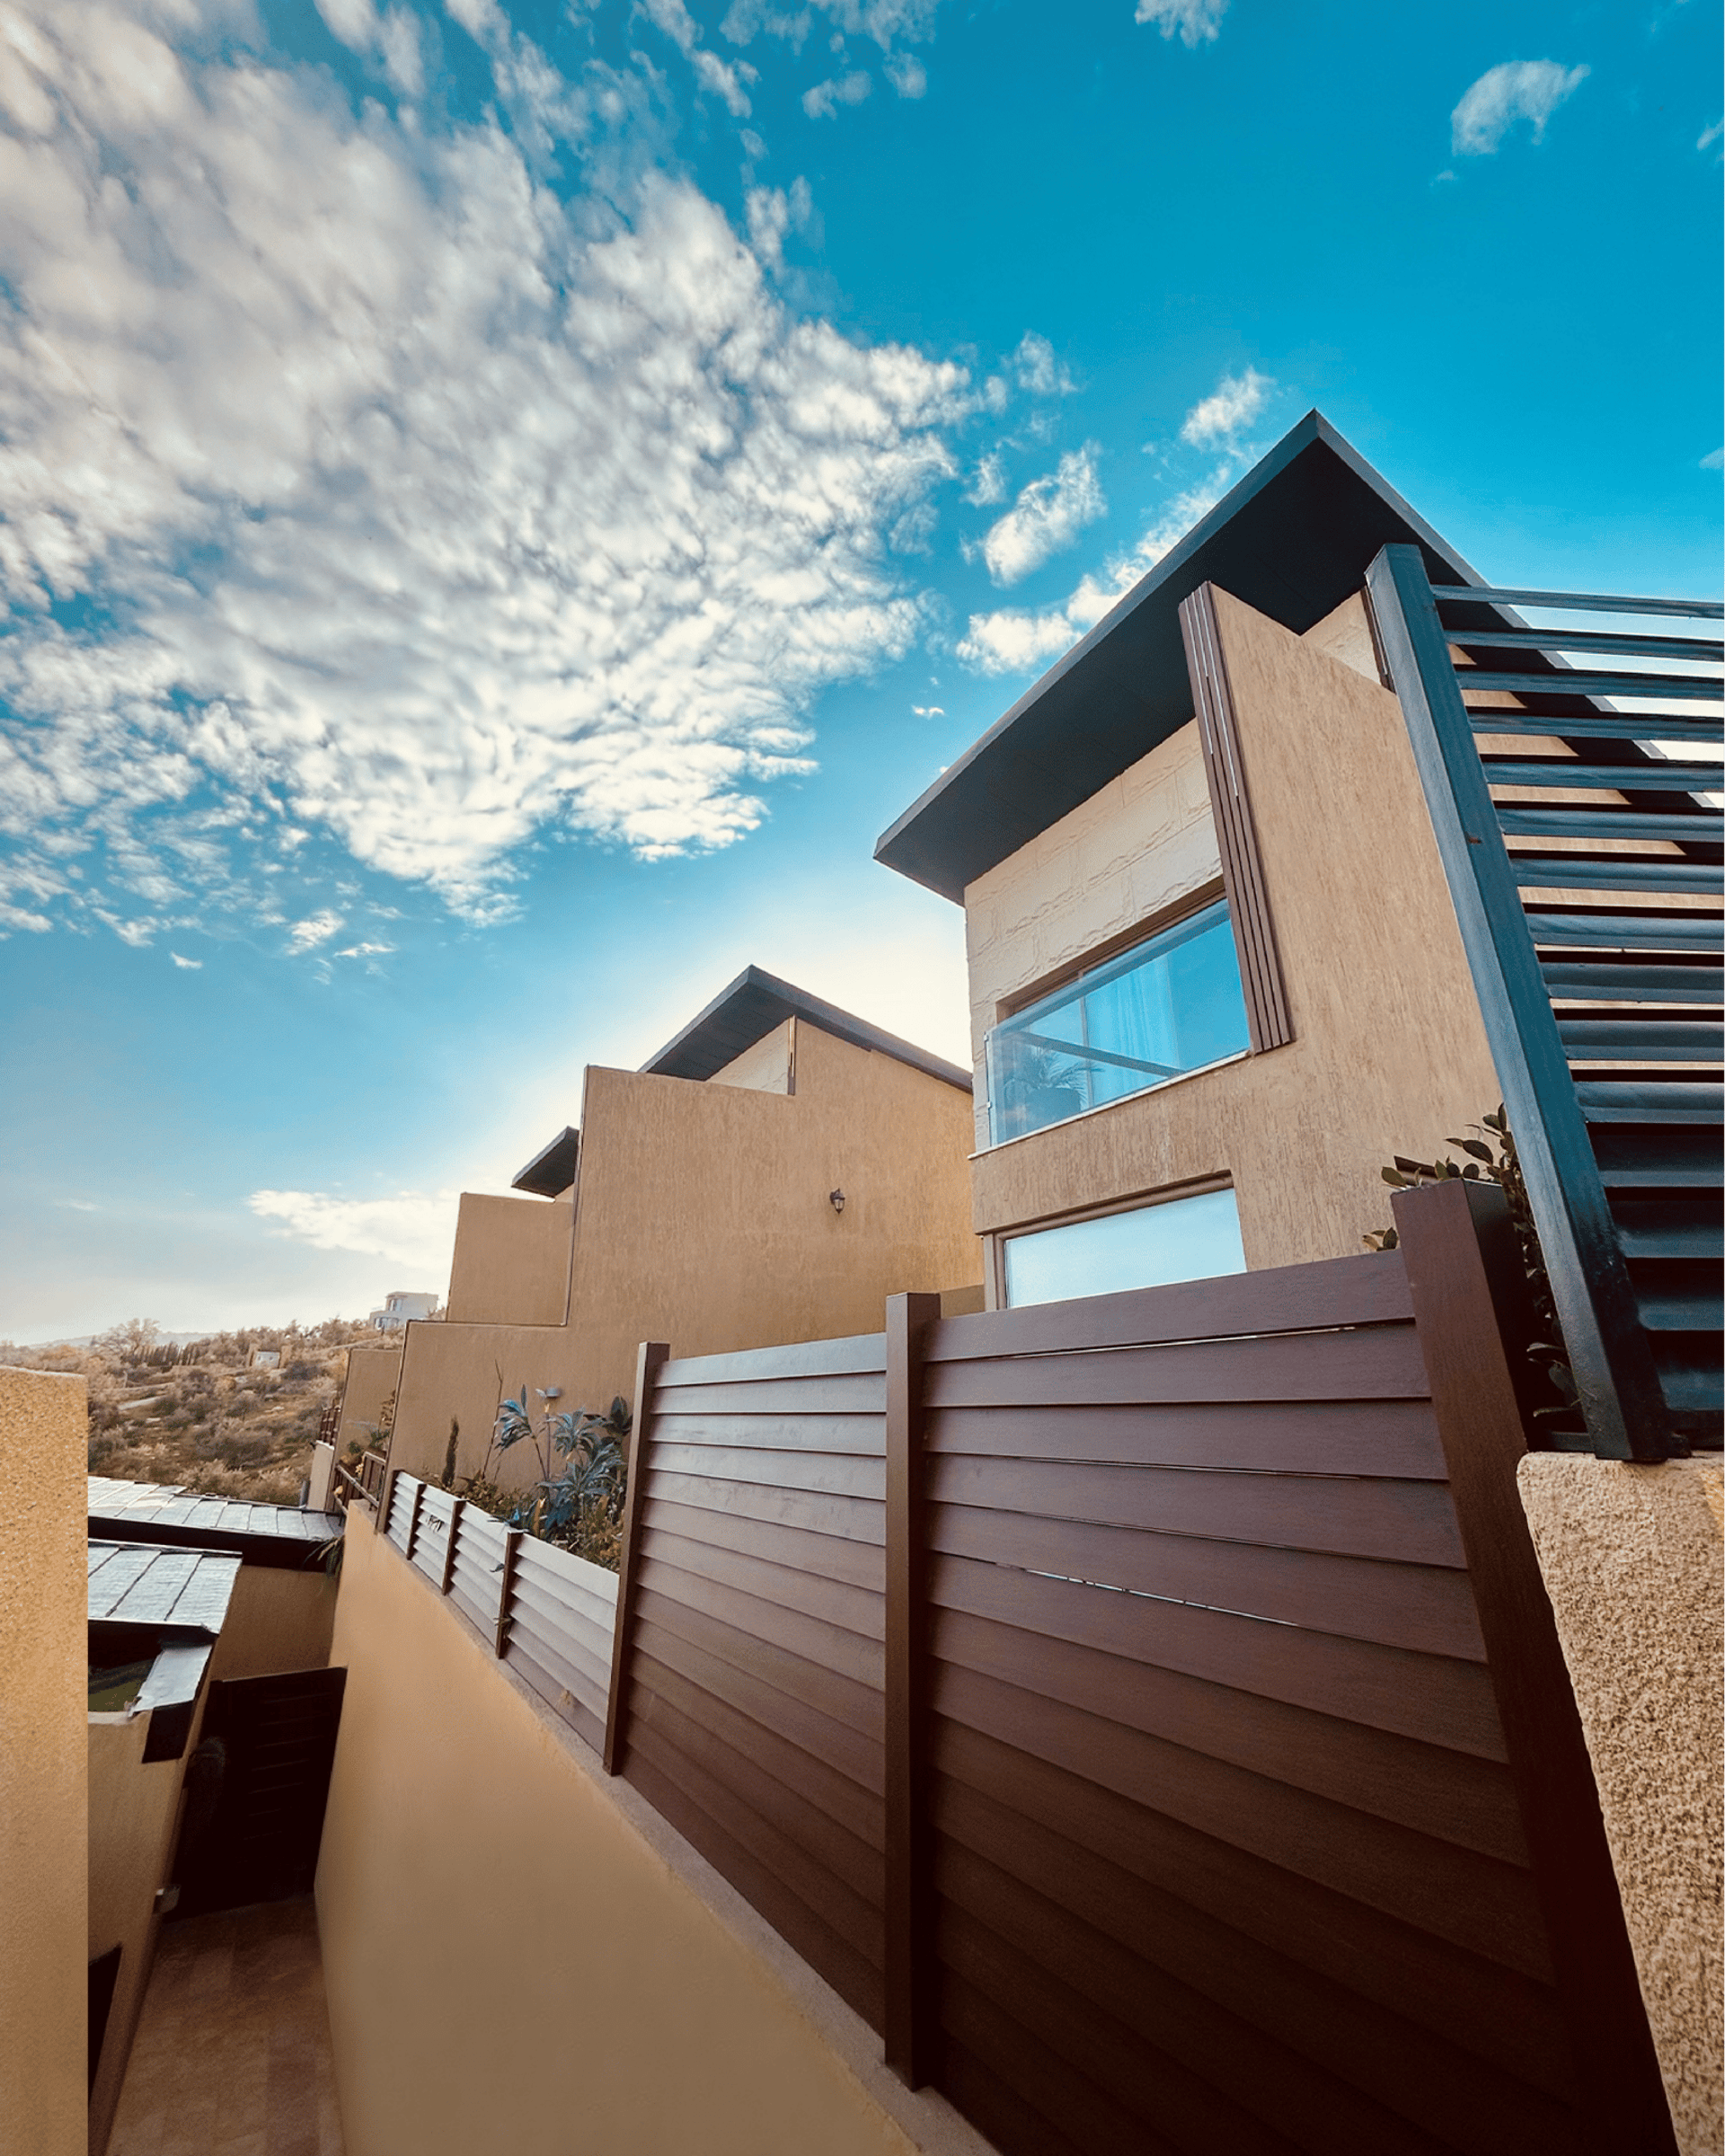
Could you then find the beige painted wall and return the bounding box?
[965,587,1504,1270]
[87,1714,194,2156]
[1519,1454,1723,2156]
[445,1193,573,1327]
[710,1015,795,1093]
[207,1567,338,1682]
[388,1023,982,1493]
[317,1521,984,2156]
[0,1366,85,2156]
[337,1341,403,1457]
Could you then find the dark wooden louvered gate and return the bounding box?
[1365,549,1722,1461]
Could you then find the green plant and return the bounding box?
[1364,1107,1581,1432]
[487,1385,632,1568]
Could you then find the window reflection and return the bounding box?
[986,900,1250,1144]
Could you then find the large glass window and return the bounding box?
[984,899,1250,1145]
[1003,1188,1246,1309]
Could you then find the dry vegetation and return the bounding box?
[3,1315,377,1506]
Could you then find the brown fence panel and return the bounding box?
[501,1537,619,1754]
[908,1254,1564,2156]
[610,1333,890,2032]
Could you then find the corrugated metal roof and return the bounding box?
[87,1476,343,1545]
[87,1540,241,1631]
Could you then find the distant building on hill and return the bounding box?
[366,1291,440,1333]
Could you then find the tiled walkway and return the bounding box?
[108,1897,345,2156]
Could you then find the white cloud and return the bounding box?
[1703,448,1725,471]
[803,68,872,116]
[721,0,941,49]
[884,52,925,96]
[911,702,943,716]
[333,940,395,959]
[0,2,973,941]
[1180,367,1272,446]
[1013,332,1075,397]
[959,473,1229,676]
[1134,0,1227,46]
[979,447,1106,586]
[249,1188,458,1279]
[965,454,1007,507]
[288,913,345,953]
[1700,119,1723,154]
[693,49,757,115]
[1451,61,1588,155]
[169,951,203,968]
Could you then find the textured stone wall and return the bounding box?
[1518,1453,1723,2156]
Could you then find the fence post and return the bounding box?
[402,1477,425,1564]
[1393,1177,1677,2156]
[603,1339,670,1776]
[493,1529,522,1659]
[885,1290,942,2089]
[440,1498,464,1595]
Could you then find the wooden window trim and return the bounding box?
[1179,583,1294,1053]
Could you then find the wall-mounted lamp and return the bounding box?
[828,1188,845,1215]
[535,1386,563,1401]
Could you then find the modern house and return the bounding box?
[366,1291,440,1333]
[363,966,984,1489]
[874,410,1721,1436]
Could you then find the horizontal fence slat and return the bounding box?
[657,1332,887,1386]
[630,1683,884,1906]
[934,1676,1552,1982]
[512,1535,620,1607]
[631,1583,884,1741]
[631,1613,883,1798]
[926,1253,1414,1363]
[632,1553,883,1692]
[924,1326,1432,1409]
[925,1398,1449,1479]
[506,1580,615,1686]
[925,1456,1467,1568]
[650,1377,885,1417]
[632,1646,885,1851]
[621,1745,885,2033]
[931,1556,1508,1765]
[650,1410,888,1456]
[645,1497,885,1593]
[502,1638,606,1754]
[932,1635,1519,1866]
[934,1765,1573,2105]
[639,1524,884,1642]
[645,1443,885,1501]
[646,1468,883,1546]
[928,1502,1487,1662]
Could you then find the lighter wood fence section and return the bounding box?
[615,1334,890,2034]
[380,1474,617,1754]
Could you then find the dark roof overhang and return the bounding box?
[640,964,972,1092]
[873,412,1487,903]
[512,1126,580,1197]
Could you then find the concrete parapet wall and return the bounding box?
[0,1366,87,2156]
[1518,1453,1724,2156]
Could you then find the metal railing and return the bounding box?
[1365,545,1721,1460]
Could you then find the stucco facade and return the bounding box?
[445,1192,573,1326]
[1518,1454,1724,2156]
[379,1017,982,1489]
[0,1366,85,2156]
[963,588,1505,1282]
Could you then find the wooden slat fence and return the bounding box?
[367,1181,1672,2156]
[378,1474,617,1751]
[606,1333,889,2032]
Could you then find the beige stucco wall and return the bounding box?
[87,1712,194,2156]
[388,1023,982,1493]
[710,1015,795,1093]
[0,1366,85,2156]
[336,1341,403,1457]
[317,1522,986,2156]
[1518,1454,1723,2156]
[965,586,1504,1269]
[207,1566,338,1681]
[444,1192,573,1327]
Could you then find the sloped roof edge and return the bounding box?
[640,964,972,1091]
[873,412,1486,903]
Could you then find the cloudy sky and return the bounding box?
[1,0,1719,1337]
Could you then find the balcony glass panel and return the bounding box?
[985,899,1250,1145]
[1003,1188,1247,1308]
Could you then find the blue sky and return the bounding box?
[1,0,1719,1338]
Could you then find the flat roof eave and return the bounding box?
[873,412,1484,904]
